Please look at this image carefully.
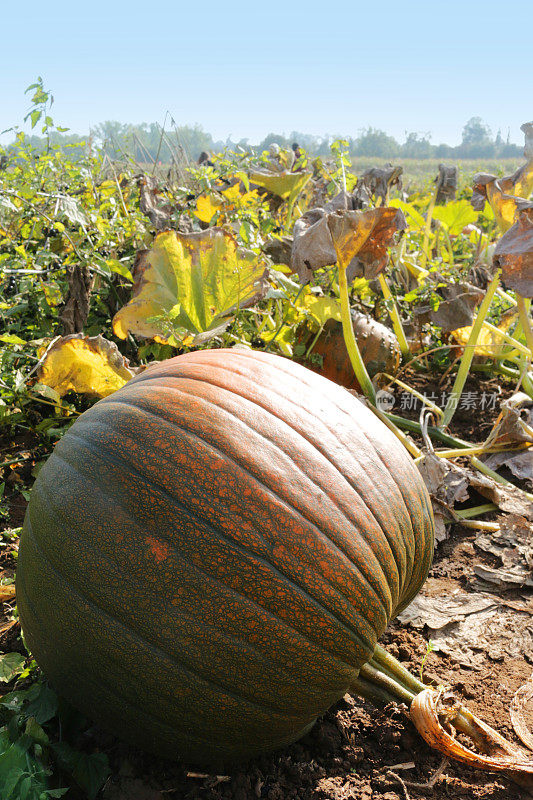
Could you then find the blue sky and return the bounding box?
[2,0,530,146]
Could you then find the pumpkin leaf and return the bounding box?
[327,207,407,278]
[113,228,267,344]
[493,200,533,297]
[432,199,478,236]
[53,742,110,800]
[0,653,26,683]
[249,169,311,204]
[37,334,136,398]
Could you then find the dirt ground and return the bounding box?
[1,369,531,799]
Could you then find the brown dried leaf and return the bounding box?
[435,164,458,204]
[291,208,337,283]
[359,166,403,204]
[138,175,173,230]
[483,450,533,488]
[415,280,484,332]
[511,674,533,752]
[483,393,533,449]
[327,207,407,279]
[474,514,533,590]
[493,201,533,297]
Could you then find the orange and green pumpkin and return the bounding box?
[17,349,434,767]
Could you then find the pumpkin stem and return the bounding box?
[352,644,533,786]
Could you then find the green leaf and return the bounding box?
[24,684,58,725]
[53,743,110,800]
[0,653,26,683]
[30,111,42,130]
[432,199,478,236]
[113,229,267,343]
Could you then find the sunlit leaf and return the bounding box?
[249,169,311,203]
[327,207,407,278]
[452,313,517,356]
[38,334,136,397]
[0,653,25,683]
[113,228,267,344]
[432,199,478,236]
[389,198,426,230]
[195,193,222,223]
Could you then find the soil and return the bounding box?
[1,383,532,800]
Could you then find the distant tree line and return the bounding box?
[10,117,522,162]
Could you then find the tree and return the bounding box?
[352,128,400,158]
[461,117,492,146]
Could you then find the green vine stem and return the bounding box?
[516,295,533,356]
[378,273,411,359]
[441,271,501,429]
[338,263,376,404]
[419,185,438,272]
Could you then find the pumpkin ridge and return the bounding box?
[23,510,311,723]
[17,563,305,758]
[108,386,400,616]
[83,403,387,655]
[55,428,376,668]
[31,457,343,700]
[125,367,413,607]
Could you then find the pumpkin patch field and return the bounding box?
[0,85,532,799]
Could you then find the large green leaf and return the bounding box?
[113,228,267,344]
[432,199,478,236]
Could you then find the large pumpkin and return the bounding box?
[17,349,434,767]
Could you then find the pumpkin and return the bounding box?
[297,310,401,389]
[17,348,434,767]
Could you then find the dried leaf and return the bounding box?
[113,229,267,344]
[291,208,337,282]
[359,166,403,204]
[398,588,533,668]
[483,450,533,488]
[138,175,173,230]
[327,207,407,279]
[483,392,533,449]
[60,264,94,335]
[38,334,136,398]
[511,674,533,752]
[474,514,533,590]
[415,280,484,332]
[493,201,533,297]
[435,164,457,204]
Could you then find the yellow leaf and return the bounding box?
[249,169,312,203]
[221,183,242,203]
[38,335,135,397]
[113,229,267,344]
[452,315,517,357]
[195,194,222,223]
[302,295,342,326]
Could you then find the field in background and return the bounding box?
[350,157,521,190]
